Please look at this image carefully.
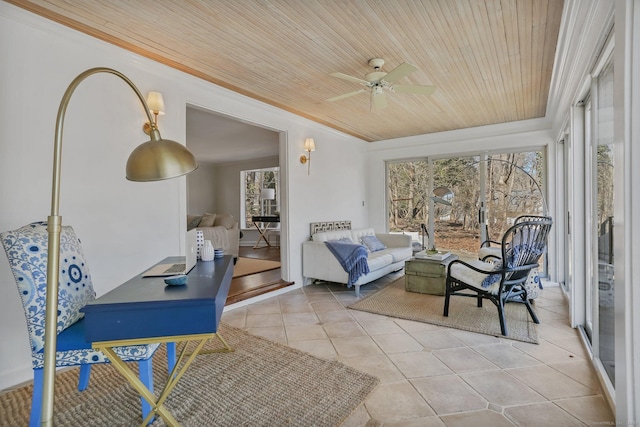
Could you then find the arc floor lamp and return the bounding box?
[41,67,197,426]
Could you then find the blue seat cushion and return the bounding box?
[56,318,91,352]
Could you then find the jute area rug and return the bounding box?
[0,324,379,427]
[233,257,281,278]
[349,278,539,344]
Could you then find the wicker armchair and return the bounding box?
[479,215,552,300]
[444,217,553,336]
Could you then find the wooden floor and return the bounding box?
[226,245,294,305]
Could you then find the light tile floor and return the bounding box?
[222,272,615,426]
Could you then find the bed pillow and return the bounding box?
[360,235,386,252]
[198,213,217,227]
[214,214,235,229]
[187,215,202,231]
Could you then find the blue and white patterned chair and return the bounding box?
[478,215,552,300]
[1,222,161,426]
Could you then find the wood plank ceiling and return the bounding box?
[9,0,564,142]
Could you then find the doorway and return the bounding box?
[185,105,292,303]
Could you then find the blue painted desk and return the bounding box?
[81,255,234,426]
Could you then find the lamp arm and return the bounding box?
[42,67,159,426]
[50,67,157,215]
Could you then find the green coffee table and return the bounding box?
[404,254,458,295]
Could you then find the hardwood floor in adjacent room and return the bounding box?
[226,246,293,305]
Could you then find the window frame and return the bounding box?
[240,166,279,229]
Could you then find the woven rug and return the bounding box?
[349,278,539,344]
[233,257,281,278]
[0,324,379,426]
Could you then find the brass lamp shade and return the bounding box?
[127,131,198,181]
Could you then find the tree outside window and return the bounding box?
[241,167,279,228]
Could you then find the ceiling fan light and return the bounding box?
[328,58,435,110]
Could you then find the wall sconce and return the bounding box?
[300,137,315,175]
[142,91,165,135]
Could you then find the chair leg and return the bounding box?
[138,358,154,424]
[78,364,91,391]
[524,300,540,324]
[30,368,43,427]
[497,299,508,336]
[477,295,483,307]
[166,342,177,373]
[443,292,450,317]
[443,278,452,316]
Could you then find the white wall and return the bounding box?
[187,163,217,214]
[0,3,368,390]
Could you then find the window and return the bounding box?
[387,151,545,262]
[241,167,279,228]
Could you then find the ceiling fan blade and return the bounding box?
[329,72,370,85]
[326,89,366,102]
[371,91,388,111]
[393,84,436,95]
[382,62,418,83]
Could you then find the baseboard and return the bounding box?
[0,363,32,392]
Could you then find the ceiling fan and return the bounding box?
[327,58,436,111]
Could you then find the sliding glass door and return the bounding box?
[589,60,615,384]
[387,151,546,263]
[430,156,479,258]
[482,152,547,241]
[388,159,429,250]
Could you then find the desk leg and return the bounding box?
[253,222,272,249]
[185,332,233,356]
[148,338,209,425]
[98,337,209,427]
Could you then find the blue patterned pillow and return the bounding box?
[481,259,503,288]
[1,222,95,354]
[360,235,386,252]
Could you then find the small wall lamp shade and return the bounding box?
[261,188,276,200]
[300,138,315,174]
[304,137,316,152]
[146,91,165,115]
[143,92,166,135]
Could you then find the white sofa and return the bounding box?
[302,228,413,296]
